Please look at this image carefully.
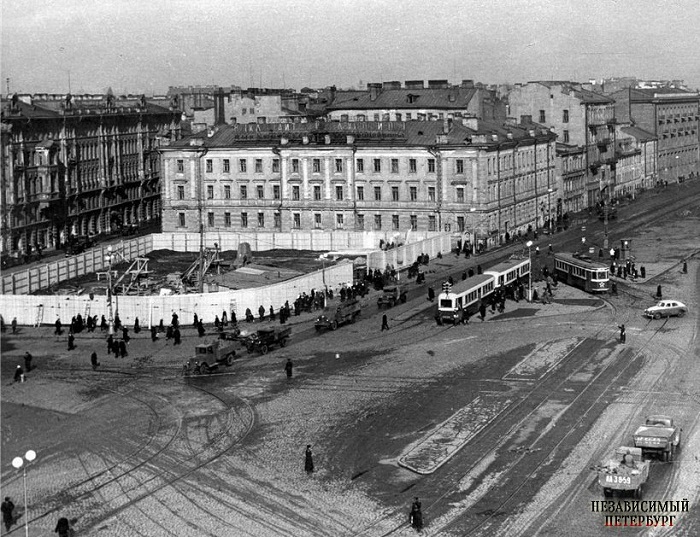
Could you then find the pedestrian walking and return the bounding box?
[54,516,71,537]
[107,334,114,355]
[134,317,141,334]
[269,306,275,322]
[91,351,99,370]
[305,445,314,474]
[1,497,15,532]
[193,313,199,328]
[11,317,17,334]
[100,315,108,331]
[479,302,487,322]
[285,358,294,378]
[14,365,24,383]
[409,497,424,531]
[197,320,205,337]
[618,324,626,344]
[173,327,181,345]
[427,287,435,302]
[682,261,688,274]
[122,327,130,343]
[381,314,389,331]
[119,340,128,358]
[656,285,663,299]
[67,333,75,351]
[151,325,158,342]
[55,318,63,335]
[258,305,265,322]
[114,314,121,331]
[214,316,221,330]
[24,352,33,372]
[222,310,228,326]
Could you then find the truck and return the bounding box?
[315,299,361,331]
[184,339,238,375]
[377,285,407,308]
[244,327,291,355]
[597,446,649,498]
[633,415,681,461]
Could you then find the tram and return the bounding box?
[435,257,530,325]
[553,252,609,293]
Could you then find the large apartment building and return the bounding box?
[160,119,556,248]
[507,81,617,208]
[0,93,181,255]
[608,87,699,185]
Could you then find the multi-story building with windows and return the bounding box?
[608,87,699,184]
[0,93,181,255]
[325,80,506,123]
[614,125,657,197]
[507,81,617,208]
[160,119,556,248]
[556,143,586,215]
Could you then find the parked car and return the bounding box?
[644,300,688,319]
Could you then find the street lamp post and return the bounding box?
[526,240,533,302]
[547,188,553,234]
[105,245,115,335]
[11,450,37,537]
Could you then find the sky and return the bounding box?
[2,0,699,95]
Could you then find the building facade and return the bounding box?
[609,87,699,185]
[507,82,617,208]
[160,119,556,248]
[556,143,586,215]
[615,125,658,197]
[326,80,506,123]
[0,93,181,255]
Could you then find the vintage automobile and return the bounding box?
[644,300,688,319]
[633,415,681,461]
[596,446,649,498]
[315,299,361,331]
[182,339,238,375]
[243,327,291,355]
[377,285,407,308]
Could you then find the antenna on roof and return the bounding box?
[6,77,9,95]
[68,70,72,94]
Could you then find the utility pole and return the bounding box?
[197,148,208,293]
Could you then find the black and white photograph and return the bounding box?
[2,1,700,535]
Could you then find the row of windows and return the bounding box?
[661,129,697,139]
[538,109,570,123]
[658,115,699,125]
[177,211,447,231]
[176,184,460,202]
[179,157,443,175]
[338,112,454,122]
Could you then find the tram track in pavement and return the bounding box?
[348,303,674,537]
[18,367,256,534]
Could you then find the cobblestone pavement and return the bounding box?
[2,182,700,536]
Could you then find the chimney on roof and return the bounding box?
[329,85,337,103]
[520,114,532,124]
[461,79,475,89]
[383,81,401,89]
[506,131,514,140]
[405,80,424,90]
[443,118,452,134]
[463,117,478,130]
[214,88,227,126]
[428,79,449,89]
[368,83,382,101]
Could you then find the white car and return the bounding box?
[644,300,688,319]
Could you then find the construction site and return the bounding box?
[32,246,343,297]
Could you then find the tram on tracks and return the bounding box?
[436,257,530,325]
[553,252,609,293]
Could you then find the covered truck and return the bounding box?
[633,415,681,461]
[377,285,407,308]
[597,446,649,498]
[315,299,361,331]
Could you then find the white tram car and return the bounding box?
[553,252,609,293]
[436,258,531,325]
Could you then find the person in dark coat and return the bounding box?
[114,314,121,331]
[151,325,158,342]
[231,310,237,324]
[100,315,108,331]
[158,319,165,332]
[214,316,221,330]
[119,340,128,358]
[14,365,23,383]
[410,497,424,531]
[11,317,17,334]
[171,313,179,329]
[55,318,63,335]
[479,302,487,322]
[618,324,626,344]
[24,352,33,372]
[222,310,228,326]
[656,285,662,299]
[54,516,71,537]
[173,327,181,345]
[381,314,389,331]
[193,313,199,328]
[91,351,99,370]
[305,445,314,474]
[166,325,174,340]
[258,305,266,322]
[285,358,294,378]
[68,333,75,350]
[133,317,141,334]
[427,287,435,302]
[122,327,130,343]
[2,497,15,532]
[269,306,275,321]
[107,334,114,354]
[197,320,205,337]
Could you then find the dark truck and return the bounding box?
[633,415,681,461]
[597,446,649,498]
[377,285,407,308]
[315,299,361,331]
[244,327,291,355]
